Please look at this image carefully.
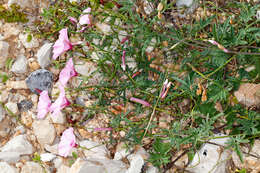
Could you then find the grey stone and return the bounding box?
[79,140,110,160]
[186,134,230,173]
[8,0,34,9]
[10,55,27,74]
[19,33,39,49]
[1,135,33,155]
[0,104,5,122]
[17,100,33,112]
[40,153,56,162]
[0,152,20,163]
[0,162,18,173]
[126,154,144,173]
[32,120,56,146]
[21,162,45,173]
[36,42,53,68]
[0,41,9,69]
[176,0,194,7]
[5,102,18,114]
[25,69,53,94]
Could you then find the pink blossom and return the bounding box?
[68,16,78,25]
[52,28,73,60]
[160,79,171,99]
[130,97,151,107]
[59,58,78,87]
[94,127,113,131]
[58,127,76,157]
[78,26,87,33]
[79,7,91,25]
[208,40,229,53]
[50,86,70,117]
[121,50,126,71]
[37,90,51,119]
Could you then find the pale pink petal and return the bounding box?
[208,40,229,53]
[161,81,171,99]
[50,86,70,117]
[59,58,78,87]
[130,97,151,107]
[121,50,126,71]
[37,90,51,119]
[68,16,78,25]
[83,7,91,13]
[78,26,87,33]
[52,28,73,60]
[208,40,218,46]
[58,127,76,157]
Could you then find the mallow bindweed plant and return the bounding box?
[35,0,260,171]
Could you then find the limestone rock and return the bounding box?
[79,140,110,159]
[1,135,33,155]
[186,134,230,173]
[32,119,56,146]
[19,33,39,49]
[234,83,260,107]
[0,152,20,163]
[36,42,53,68]
[11,55,28,74]
[0,41,9,69]
[5,102,18,114]
[40,153,56,162]
[0,162,18,173]
[21,162,45,173]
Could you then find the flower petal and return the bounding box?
[59,58,78,87]
[130,97,151,107]
[52,28,73,60]
[37,90,51,119]
[68,16,78,25]
[58,127,76,157]
[50,86,70,117]
[79,8,92,25]
[121,50,126,71]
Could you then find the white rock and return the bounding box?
[8,0,33,9]
[40,153,56,162]
[146,38,157,53]
[114,142,131,161]
[5,102,18,114]
[50,112,66,124]
[21,162,45,173]
[36,42,53,68]
[126,154,144,173]
[0,41,9,69]
[1,135,33,155]
[57,164,70,173]
[6,80,27,89]
[0,23,21,40]
[19,33,39,49]
[32,119,56,146]
[143,0,154,15]
[70,158,127,173]
[0,105,5,122]
[186,134,230,173]
[256,10,260,20]
[44,144,59,155]
[146,166,159,173]
[0,152,20,163]
[176,0,193,7]
[234,83,260,107]
[10,55,27,74]
[79,140,110,159]
[95,23,112,35]
[69,0,80,3]
[0,162,18,173]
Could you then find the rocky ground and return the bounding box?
[0,0,260,173]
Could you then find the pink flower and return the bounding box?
[68,16,78,25]
[50,86,70,117]
[52,28,73,60]
[58,127,76,157]
[37,90,51,119]
[59,58,78,87]
[121,50,126,71]
[79,8,91,25]
[208,40,229,53]
[160,79,171,99]
[130,97,151,107]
